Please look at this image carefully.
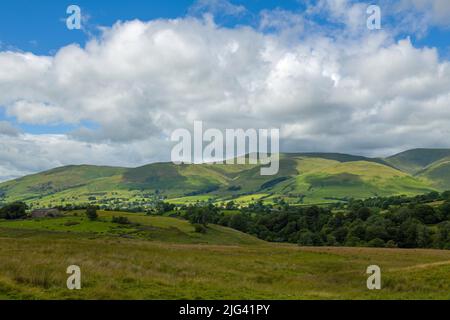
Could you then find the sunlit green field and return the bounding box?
[0,211,449,300]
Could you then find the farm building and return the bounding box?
[31,208,62,218]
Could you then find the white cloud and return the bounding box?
[397,0,450,27]
[6,101,71,125]
[0,10,449,180]
[0,121,20,136]
[305,0,450,37]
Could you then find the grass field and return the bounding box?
[0,211,449,300]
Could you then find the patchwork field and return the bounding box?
[0,211,448,300]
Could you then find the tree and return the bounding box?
[441,191,450,201]
[0,202,28,220]
[398,218,420,248]
[435,222,450,249]
[225,201,236,210]
[345,236,361,247]
[386,240,398,248]
[364,215,388,241]
[426,191,440,201]
[413,205,439,224]
[417,225,432,248]
[305,206,320,231]
[348,219,366,239]
[112,216,131,225]
[186,207,213,226]
[86,206,98,221]
[297,229,316,246]
[155,201,175,214]
[368,238,385,247]
[356,207,371,221]
[332,226,348,244]
[440,201,450,220]
[229,214,250,232]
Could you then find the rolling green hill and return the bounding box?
[386,148,450,174]
[384,148,450,193]
[0,165,126,202]
[417,160,450,190]
[2,150,450,207]
[273,158,434,204]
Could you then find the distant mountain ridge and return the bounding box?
[1,149,450,206]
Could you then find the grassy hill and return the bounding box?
[0,165,126,202]
[1,150,449,207]
[0,210,262,246]
[384,148,450,192]
[417,160,450,190]
[0,210,449,299]
[276,158,434,204]
[386,148,450,174]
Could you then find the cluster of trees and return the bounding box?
[334,191,450,210]
[111,216,132,225]
[181,196,450,249]
[0,202,28,220]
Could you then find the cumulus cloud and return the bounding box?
[397,0,450,27]
[0,121,20,136]
[306,0,450,37]
[0,5,449,180]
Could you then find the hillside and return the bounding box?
[417,160,450,190]
[0,210,262,246]
[384,148,450,192]
[0,165,127,204]
[275,157,434,204]
[1,150,448,207]
[386,148,450,174]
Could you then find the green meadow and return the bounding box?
[0,210,449,300]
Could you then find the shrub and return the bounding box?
[64,221,80,226]
[356,207,371,221]
[194,223,207,234]
[368,238,385,248]
[112,216,131,225]
[86,206,98,221]
[345,236,361,247]
[386,240,398,248]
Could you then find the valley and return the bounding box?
[1,148,450,300]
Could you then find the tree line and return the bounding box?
[181,192,450,249]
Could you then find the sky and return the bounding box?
[0,0,450,180]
